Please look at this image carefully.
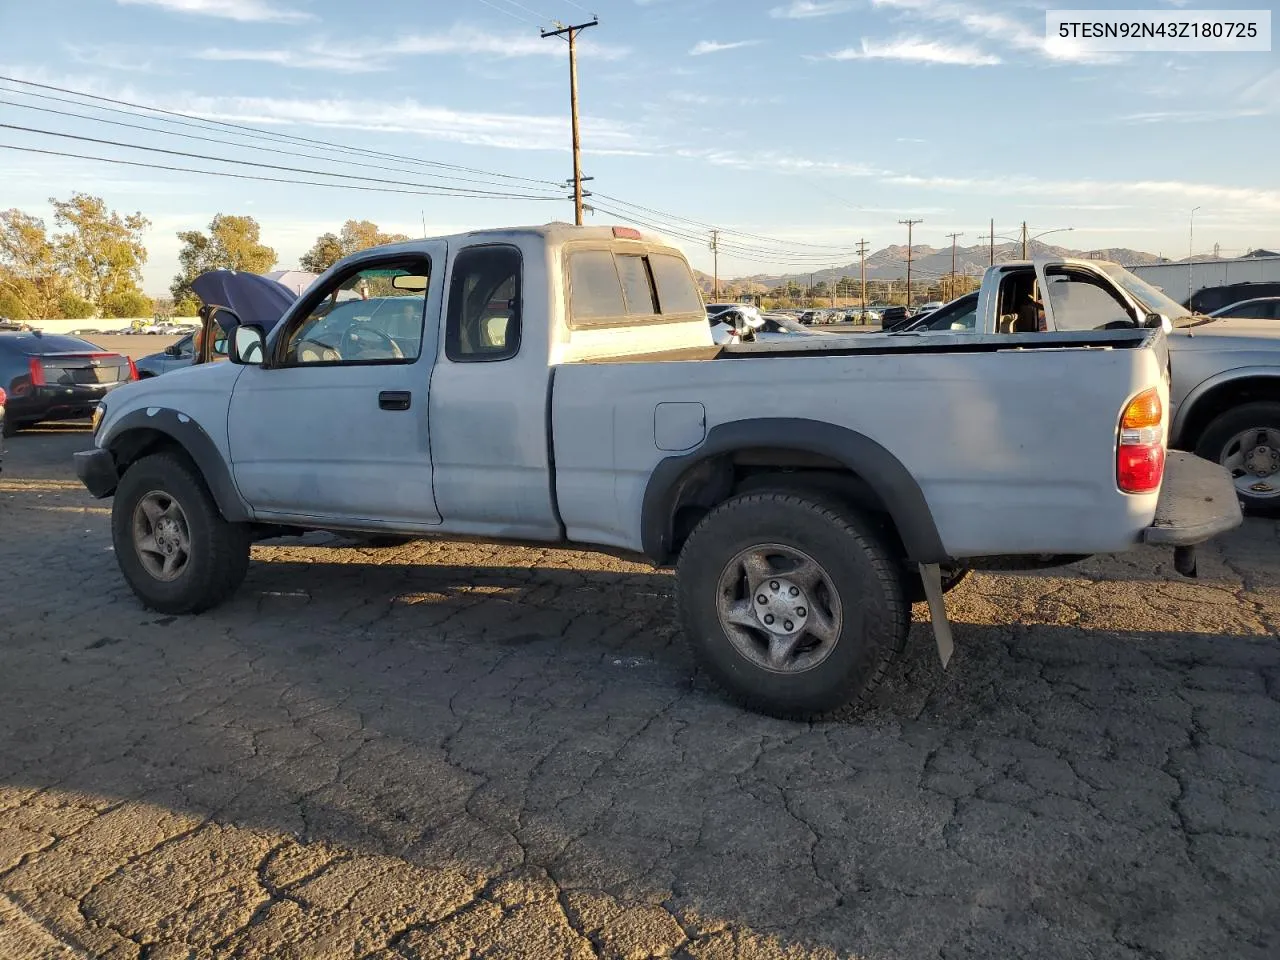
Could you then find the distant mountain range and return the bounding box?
[693,241,1166,295]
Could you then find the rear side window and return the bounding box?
[567,249,703,327]
[617,255,657,313]
[445,244,522,362]
[568,250,626,321]
[648,254,704,314]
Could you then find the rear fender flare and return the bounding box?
[640,417,947,564]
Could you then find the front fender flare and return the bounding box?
[640,417,947,565]
[101,407,250,522]
[1172,366,1280,447]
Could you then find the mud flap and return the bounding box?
[918,562,954,667]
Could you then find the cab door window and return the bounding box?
[281,259,430,365]
[1044,269,1136,331]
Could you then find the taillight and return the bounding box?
[0,386,7,405]
[1118,387,1165,493]
[28,357,45,386]
[128,358,139,380]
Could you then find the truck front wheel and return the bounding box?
[111,451,251,614]
[676,492,909,719]
[1195,401,1280,512]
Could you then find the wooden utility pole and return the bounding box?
[899,218,922,307]
[1021,220,1029,259]
[856,238,869,319]
[709,230,720,300]
[542,18,598,226]
[946,231,964,300]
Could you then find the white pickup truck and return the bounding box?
[907,258,1280,511]
[75,224,1241,718]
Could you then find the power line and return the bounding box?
[0,96,564,194]
[0,143,564,201]
[471,0,542,28]
[0,75,562,188]
[499,0,558,25]
[588,202,857,267]
[595,193,858,252]
[0,122,562,199]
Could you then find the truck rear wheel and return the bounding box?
[111,451,251,614]
[1195,401,1280,512]
[676,492,909,719]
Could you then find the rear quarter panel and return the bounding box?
[552,340,1166,558]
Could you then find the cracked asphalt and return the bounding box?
[1,423,1278,960]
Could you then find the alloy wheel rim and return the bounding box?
[715,543,842,674]
[1221,427,1280,499]
[132,490,192,581]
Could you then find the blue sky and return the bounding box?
[1,0,1277,293]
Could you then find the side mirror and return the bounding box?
[164,344,180,357]
[231,324,266,365]
[1144,312,1172,333]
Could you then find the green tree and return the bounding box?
[102,289,153,318]
[50,193,150,313]
[298,232,344,273]
[0,209,64,320]
[299,219,412,274]
[171,214,278,304]
[58,290,96,319]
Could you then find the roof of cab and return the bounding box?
[373,222,673,252]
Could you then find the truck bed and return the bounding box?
[551,326,1170,561]
[572,328,1161,365]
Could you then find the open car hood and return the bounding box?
[191,270,298,335]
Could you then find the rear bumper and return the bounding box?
[1144,451,1242,547]
[74,447,118,499]
[7,383,122,423]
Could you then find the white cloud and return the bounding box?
[161,91,646,154]
[882,173,1280,213]
[770,0,853,18]
[193,25,629,72]
[819,37,1000,65]
[65,43,159,73]
[870,0,1119,64]
[675,148,878,177]
[689,39,762,55]
[117,0,311,24]
[194,47,383,73]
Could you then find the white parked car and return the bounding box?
[707,305,765,345]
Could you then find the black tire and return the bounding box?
[676,492,910,719]
[1194,401,1280,513]
[1,418,17,438]
[111,451,251,614]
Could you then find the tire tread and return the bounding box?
[675,491,909,719]
[112,451,251,613]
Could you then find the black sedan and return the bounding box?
[0,331,136,436]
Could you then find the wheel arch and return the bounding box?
[1173,369,1280,450]
[102,408,250,522]
[640,418,948,566]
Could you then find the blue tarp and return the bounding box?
[190,270,297,335]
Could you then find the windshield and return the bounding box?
[1098,264,1194,326]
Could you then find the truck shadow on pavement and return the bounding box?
[4,526,1279,958]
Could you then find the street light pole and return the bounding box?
[1189,206,1201,310]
